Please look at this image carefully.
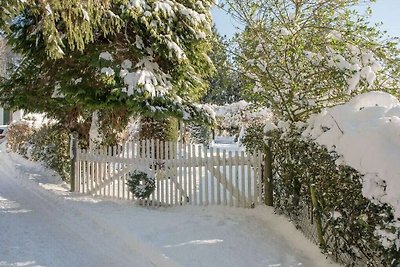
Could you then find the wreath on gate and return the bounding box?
[126,170,156,199]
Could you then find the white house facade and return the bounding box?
[0,107,23,125]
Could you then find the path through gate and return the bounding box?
[73,139,264,208]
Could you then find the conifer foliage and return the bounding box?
[0,0,216,133]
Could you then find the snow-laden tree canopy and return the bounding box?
[0,0,216,125]
[227,0,400,122]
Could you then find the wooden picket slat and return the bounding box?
[216,148,221,205]
[247,152,252,207]
[183,142,188,205]
[258,152,263,205]
[188,144,192,205]
[169,141,174,206]
[235,151,240,208]
[160,140,165,206]
[205,145,209,206]
[222,149,227,206]
[228,151,233,206]
[173,142,178,205]
[198,145,203,206]
[164,141,168,205]
[156,139,161,207]
[192,144,197,206]
[210,147,215,205]
[150,139,155,206]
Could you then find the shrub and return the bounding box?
[241,122,265,153]
[7,121,35,156]
[28,124,71,181]
[187,121,212,145]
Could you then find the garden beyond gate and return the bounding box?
[72,139,264,208]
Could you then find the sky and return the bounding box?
[212,0,400,39]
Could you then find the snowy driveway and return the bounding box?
[0,146,338,267]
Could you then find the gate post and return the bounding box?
[263,140,273,206]
[70,132,78,192]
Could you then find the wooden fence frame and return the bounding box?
[70,137,267,208]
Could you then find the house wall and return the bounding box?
[0,108,4,125]
[0,107,23,125]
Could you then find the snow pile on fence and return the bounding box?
[303,91,400,219]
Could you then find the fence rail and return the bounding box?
[73,139,264,208]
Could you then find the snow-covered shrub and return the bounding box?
[28,124,70,181]
[241,122,265,153]
[187,121,212,145]
[6,121,35,156]
[257,129,399,266]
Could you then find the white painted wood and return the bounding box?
[112,145,117,198]
[172,142,178,206]
[198,145,203,206]
[192,144,197,206]
[122,143,126,200]
[210,147,215,205]
[258,151,263,205]
[97,148,101,196]
[161,141,170,206]
[143,141,147,204]
[241,151,246,208]
[107,146,112,197]
[228,151,233,206]
[127,142,131,200]
[252,152,257,205]
[117,146,121,199]
[150,139,155,206]
[188,143,192,205]
[160,141,165,206]
[234,151,240,207]
[145,139,151,206]
[204,145,209,206]
[182,142,187,205]
[216,148,221,205]
[156,139,161,207]
[178,141,183,204]
[247,152,252,207]
[82,152,87,194]
[222,149,227,206]
[168,141,174,206]
[101,148,105,194]
[90,150,95,195]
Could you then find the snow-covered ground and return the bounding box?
[0,142,339,267]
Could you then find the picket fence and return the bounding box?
[72,139,264,208]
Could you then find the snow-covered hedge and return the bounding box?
[270,131,398,266]
[7,122,71,181]
[303,91,400,221]
[7,121,34,155]
[27,124,71,181]
[242,92,400,266]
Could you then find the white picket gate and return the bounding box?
[73,139,264,208]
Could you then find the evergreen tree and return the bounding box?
[203,26,242,105]
[226,0,400,122]
[0,0,216,142]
